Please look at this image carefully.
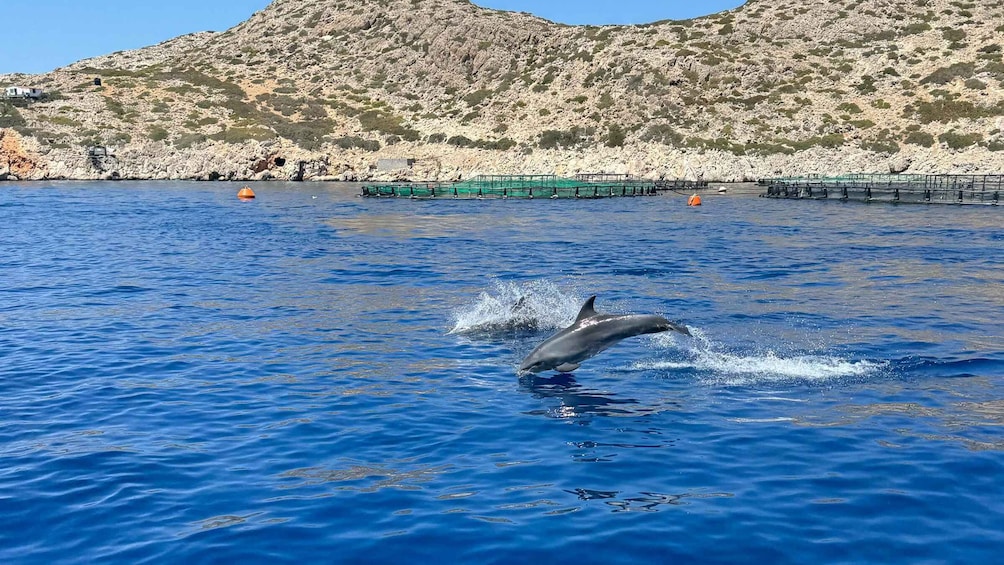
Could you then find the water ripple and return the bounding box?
[1,182,1002,563]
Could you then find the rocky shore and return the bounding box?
[3,127,1003,183]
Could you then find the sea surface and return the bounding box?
[1,181,1002,564]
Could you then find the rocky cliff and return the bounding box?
[1,0,1003,181]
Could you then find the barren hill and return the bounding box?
[2,0,1003,181]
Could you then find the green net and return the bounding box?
[361,175,660,199]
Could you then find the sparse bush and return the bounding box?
[938,131,982,149]
[174,133,207,149]
[604,124,625,147]
[904,131,935,147]
[148,126,169,142]
[332,136,380,151]
[0,103,27,128]
[463,89,493,107]
[920,62,974,84]
[860,140,900,154]
[273,120,334,151]
[538,127,594,149]
[902,22,931,34]
[357,109,420,140]
[913,99,989,123]
[210,127,276,143]
[941,28,967,46]
[855,75,877,94]
[642,124,684,145]
[836,102,863,114]
[447,135,475,147]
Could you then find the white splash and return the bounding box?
[636,327,886,386]
[448,279,582,336]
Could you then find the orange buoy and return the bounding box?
[687,194,702,206]
[237,186,256,200]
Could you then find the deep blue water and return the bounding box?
[1,181,1002,564]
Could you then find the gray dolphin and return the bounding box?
[518,296,691,374]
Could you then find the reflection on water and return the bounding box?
[566,488,734,513]
[278,461,453,492]
[520,373,673,419]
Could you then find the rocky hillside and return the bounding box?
[2,0,1003,181]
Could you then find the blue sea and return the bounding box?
[1,181,1002,564]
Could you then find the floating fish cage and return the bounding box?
[761,174,1002,205]
[359,175,707,199]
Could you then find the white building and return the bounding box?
[3,86,45,99]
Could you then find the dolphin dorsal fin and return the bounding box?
[575,296,599,323]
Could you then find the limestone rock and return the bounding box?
[1,0,1003,180]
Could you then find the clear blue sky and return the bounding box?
[2,0,744,75]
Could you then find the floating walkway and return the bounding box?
[360,174,707,199]
[761,174,1002,205]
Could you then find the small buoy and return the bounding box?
[687,194,702,206]
[237,186,256,199]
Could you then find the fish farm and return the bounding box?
[761,174,1002,205]
[359,174,707,199]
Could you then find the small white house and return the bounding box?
[4,86,45,99]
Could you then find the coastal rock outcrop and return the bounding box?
[0,129,43,179]
[2,0,1003,181]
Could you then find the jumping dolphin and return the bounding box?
[518,296,691,374]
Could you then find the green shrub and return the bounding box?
[641,124,683,145]
[855,75,877,94]
[463,89,493,107]
[357,109,420,140]
[902,22,931,34]
[913,99,988,123]
[447,135,475,147]
[332,136,380,151]
[941,28,966,46]
[904,131,935,147]
[148,126,169,142]
[538,127,593,149]
[938,131,982,149]
[604,124,625,147]
[0,103,26,128]
[920,62,974,84]
[860,140,900,154]
[42,115,82,127]
[836,102,863,114]
[210,127,276,143]
[174,133,207,149]
[273,119,334,151]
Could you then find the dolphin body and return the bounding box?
[518,296,691,374]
